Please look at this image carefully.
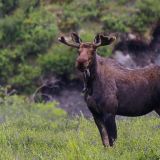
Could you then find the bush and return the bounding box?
[0,94,66,122]
[18,0,40,13]
[0,9,24,46]
[130,0,160,33]
[0,48,19,84]
[38,44,76,78]
[101,14,130,32]
[0,2,58,92]
[9,64,41,92]
[0,0,18,16]
[20,8,58,56]
[69,0,99,22]
[58,0,99,32]
[58,10,79,32]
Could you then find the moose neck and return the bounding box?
[83,51,97,95]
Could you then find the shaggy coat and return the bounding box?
[59,33,160,147]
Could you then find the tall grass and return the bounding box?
[0,96,159,159]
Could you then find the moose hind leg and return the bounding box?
[103,114,117,146]
[93,116,110,147]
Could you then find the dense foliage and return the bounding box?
[0,0,160,93]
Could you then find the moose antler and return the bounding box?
[71,32,82,44]
[94,33,116,47]
[58,33,82,48]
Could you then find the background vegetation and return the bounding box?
[0,1,159,159]
[0,0,160,93]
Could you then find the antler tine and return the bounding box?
[94,33,102,48]
[94,33,116,47]
[58,36,79,48]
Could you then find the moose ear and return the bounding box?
[71,32,82,44]
[99,34,116,46]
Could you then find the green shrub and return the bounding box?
[9,64,41,92]
[58,10,79,32]
[0,95,66,122]
[18,0,40,13]
[20,8,58,56]
[38,44,76,78]
[130,0,160,33]
[0,0,40,16]
[0,0,18,16]
[69,0,99,22]
[0,3,58,92]
[101,14,130,32]
[0,49,14,79]
[58,0,99,32]
[0,9,24,46]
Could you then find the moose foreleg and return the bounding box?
[93,116,110,147]
[103,114,117,146]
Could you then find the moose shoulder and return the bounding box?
[58,33,160,147]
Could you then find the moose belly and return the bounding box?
[116,102,153,117]
[116,85,155,117]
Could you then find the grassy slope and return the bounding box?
[0,96,159,160]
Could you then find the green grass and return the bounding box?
[0,96,159,160]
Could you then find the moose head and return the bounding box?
[58,33,116,72]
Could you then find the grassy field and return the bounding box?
[0,96,159,160]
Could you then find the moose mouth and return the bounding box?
[77,66,86,72]
[76,60,91,72]
[77,65,89,72]
[77,64,90,77]
[76,63,88,72]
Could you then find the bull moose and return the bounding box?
[58,33,160,147]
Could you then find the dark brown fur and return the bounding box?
[58,33,160,147]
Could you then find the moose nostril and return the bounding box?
[77,58,87,64]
